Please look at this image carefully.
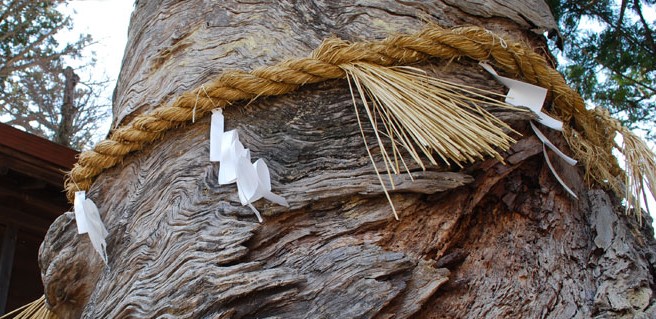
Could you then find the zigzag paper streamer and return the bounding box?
[481,63,578,198]
[74,191,109,264]
[209,109,288,222]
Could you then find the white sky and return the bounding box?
[56,0,134,137]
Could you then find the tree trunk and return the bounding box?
[54,66,79,148]
[38,1,656,318]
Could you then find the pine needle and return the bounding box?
[342,63,523,218]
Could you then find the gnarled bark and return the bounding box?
[39,1,656,318]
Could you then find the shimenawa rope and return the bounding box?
[65,24,653,217]
[8,23,655,319]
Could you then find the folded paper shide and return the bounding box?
[479,62,562,131]
[480,62,578,198]
[210,109,289,222]
[74,191,109,264]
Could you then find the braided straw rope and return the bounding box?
[66,24,647,209]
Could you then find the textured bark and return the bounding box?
[39,1,656,318]
[54,67,79,147]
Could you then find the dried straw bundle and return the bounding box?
[343,63,523,218]
[0,295,56,319]
[621,130,656,216]
[592,108,656,218]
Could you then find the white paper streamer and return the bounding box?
[530,122,577,166]
[479,62,563,131]
[209,109,224,162]
[218,130,246,185]
[74,191,109,264]
[237,159,289,207]
[480,63,578,198]
[542,144,578,198]
[210,108,288,222]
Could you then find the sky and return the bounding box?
[57,1,655,222]
[56,0,134,136]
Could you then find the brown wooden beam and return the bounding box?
[0,187,67,220]
[0,205,57,237]
[0,124,78,169]
[0,147,68,188]
[0,224,17,315]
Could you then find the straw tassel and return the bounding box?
[343,63,523,218]
[595,107,656,218]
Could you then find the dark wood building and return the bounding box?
[0,123,77,314]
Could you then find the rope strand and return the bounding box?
[65,25,637,210]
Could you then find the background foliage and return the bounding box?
[0,0,107,150]
[547,0,656,140]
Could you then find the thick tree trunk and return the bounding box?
[39,1,656,318]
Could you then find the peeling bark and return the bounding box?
[39,1,656,318]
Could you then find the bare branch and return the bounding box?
[571,40,656,96]
[633,0,656,56]
[616,0,628,37]
[0,1,26,25]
